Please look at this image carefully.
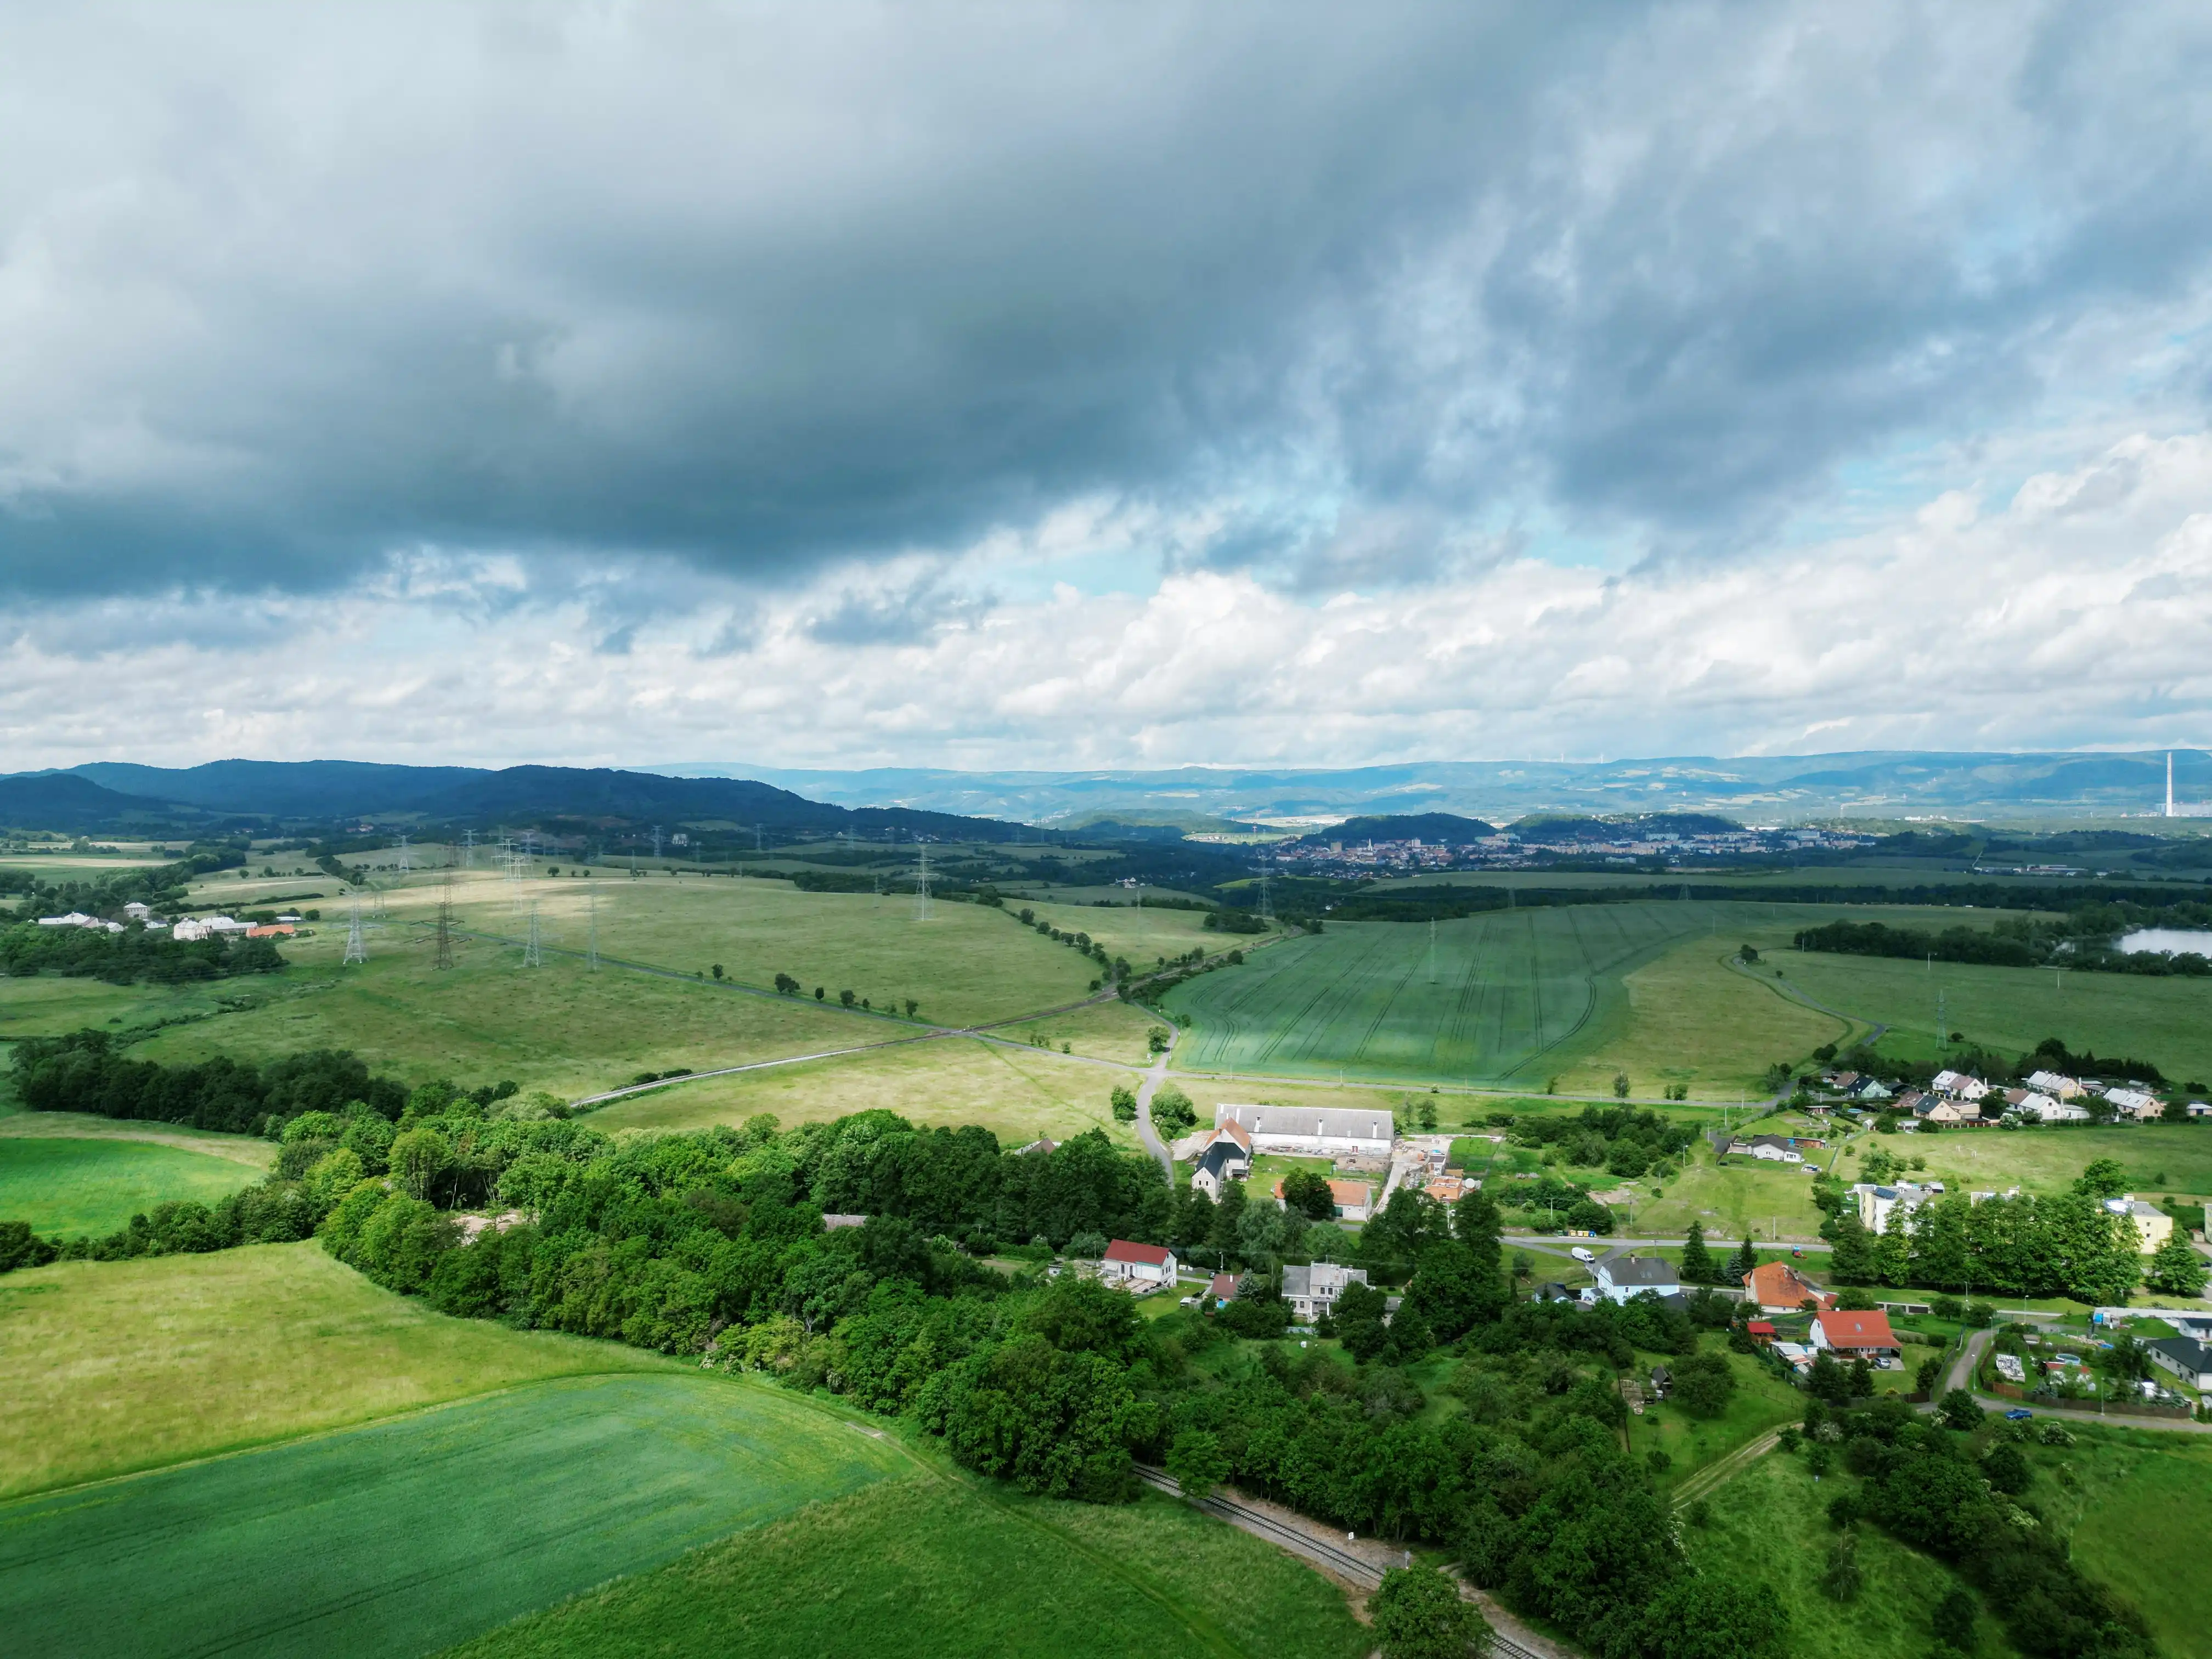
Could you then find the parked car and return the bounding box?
[2004,1408,2034,1421]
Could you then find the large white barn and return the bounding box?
[1210,1104,1394,1158]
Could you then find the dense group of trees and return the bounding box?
[1801,1392,2153,1659]
[1504,1105,1698,1180]
[13,1031,409,1136]
[1796,913,2212,979]
[0,921,285,984]
[1814,1171,2159,1304]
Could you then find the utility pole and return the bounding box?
[433,874,454,970]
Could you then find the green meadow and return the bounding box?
[444,1475,1368,1659]
[0,1244,674,1497]
[1164,902,1854,1094]
[0,1374,907,1659]
[1779,947,2212,1084]
[0,1136,260,1235]
[2044,1425,2212,1658]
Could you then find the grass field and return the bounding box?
[1163,902,1859,1093]
[0,1243,674,1497]
[127,944,867,1099]
[444,1473,1369,1659]
[987,998,1165,1064]
[1018,898,1262,969]
[0,1136,261,1235]
[0,1111,275,1167]
[0,1374,908,1659]
[1778,947,2212,1085]
[1682,1453,1995,1659]
[1627,1344,1807,1495]
[0,973,241,1047]
[592,1036,1141,1147]
[2039,1425,2212,1658]
[1844,1122,2212,1205]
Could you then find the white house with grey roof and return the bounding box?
[1282,1261,1369,1323]
[1590,1251,1683,1303]
[1211,1104,1393,1157]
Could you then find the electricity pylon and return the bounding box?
[915,842,932,921]
[586,882,600,971]
[343,896,367,964]
[433,874,455,970]
[523,900,543,968]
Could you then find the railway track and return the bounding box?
[1133,1468,1551,1659]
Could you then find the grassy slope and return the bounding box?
[0,1111,275,1167]
[1683,1453,2014,1659]
[592,1037,1142,1147]
[989,997,1165,1064]
[443,1476,1369,1659]
[0,1136,261,1235]
[0,1242,673,1497]
[0,973,244,1046]
[0,1374,908,1659]
[128,942,865,1099]
[1019,898,1256,968]
[2037,1425,2212,1658]
[1627,1344,1806,1497]
[1780,947,2212,1084]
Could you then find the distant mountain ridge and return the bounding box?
[657,751,2212,823]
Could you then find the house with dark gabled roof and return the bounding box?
[1590,1251,1681,1303]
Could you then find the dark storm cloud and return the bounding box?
[2,2,2210,599]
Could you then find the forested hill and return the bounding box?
[1301,812,1498,844]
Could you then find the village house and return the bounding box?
[1590,1251,1683,1304]
[1931,1070,1990,1102]
[2104,1088,2164,1122]
[2103,1196,2174,1254]
[1728,1134,1803,1164]
[1915,1093,1983,1126]
[1209,1104,1394,1158]
[1810,1309,1903,1360]
[1187,1119,1252,1201]
[1852,1181,1934,1234]
[2025,1069,2084,1099]
[1099,1239,1177,1291]
[1742,1260,1835,1314]
[1205,1272,1238,1308]
[2147,1334,2212,1391]
[1281,1261,1368,1323]
[1272,1176,1375,1223]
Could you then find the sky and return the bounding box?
[7,2,2212,772]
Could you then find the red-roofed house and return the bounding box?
[1269,1177,1374,1222]
[1743,1260,1835,1314]
[1207,1273,1238,1306]
[1100,1239,1177,1290]
[1745,1321,1777,1346]
[1811,1310,1901,1357]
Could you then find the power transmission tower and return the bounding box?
[433,874,455,970]
[915,842,932,921]
[652,825,663,862]
[586,882,600,972]
[1256,851,1274,926]
[1936,988,1948,1050]
[343,895,368,965]
[754,823,763,852]
[522,900,543,967]
[396,833,412,872]
[1427,918,1438,983]
[463,828,476,868]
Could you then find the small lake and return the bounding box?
[2118,928,2212,956]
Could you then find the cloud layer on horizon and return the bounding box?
[8,435,2212,771]
[5,3,2212,765]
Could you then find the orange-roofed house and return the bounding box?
[1811,1310,1901,1358]
[1743,1260,1835,1314]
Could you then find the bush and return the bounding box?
[1368,1565,1490,1659]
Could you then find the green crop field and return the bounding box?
[1163,902,1861,1094]
[0,1136,261,1235]
[1778,948,2212,1084]
[0,1374,907,1659]
[0,1243,674,1497]
[445,1472,1367,1659]
[593,1035,1142,1147]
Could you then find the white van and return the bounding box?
[1570,1246,1596,1263]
